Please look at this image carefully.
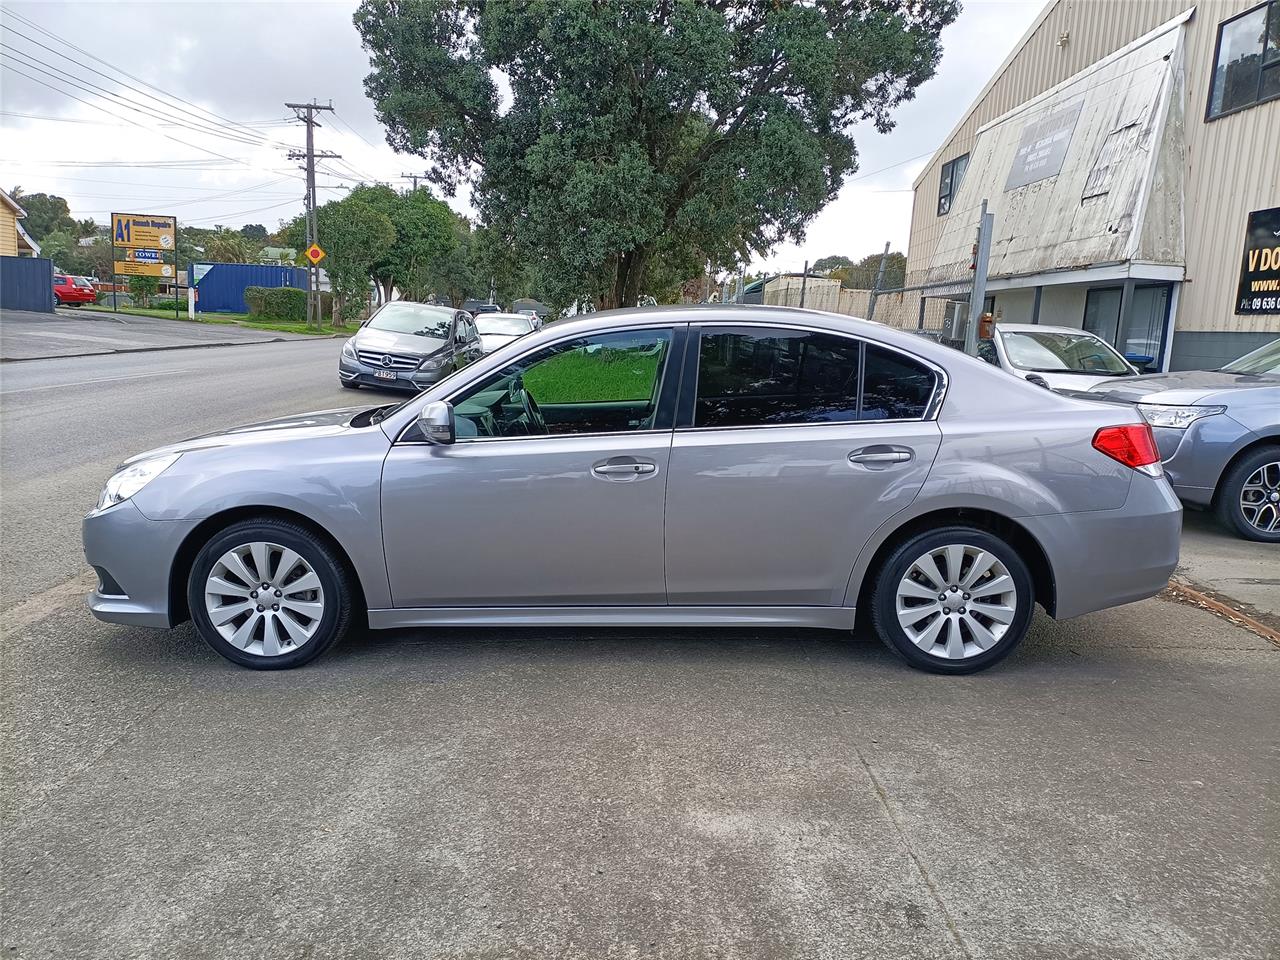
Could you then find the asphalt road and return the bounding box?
[1,337,1276,959]
[0,307,312,361]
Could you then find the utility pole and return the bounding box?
[964,199,994,356]
[286,100,339,328]
[401,172,430,191]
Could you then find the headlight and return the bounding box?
[341,339,356,359]
[95,454,180,511]
[1137,403,1226,430]
[418,354,447,372]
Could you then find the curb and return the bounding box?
[0,334,344,364]
[1163,578,1280,647]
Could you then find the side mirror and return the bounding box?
[418,401,455,444]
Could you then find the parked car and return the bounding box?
[338,301,483,392]
[84,306,1180,674]
[474,311,539,354]
[471,303,501,316]
[976,324,1139,390]
[53,274,96,306]
[514,307,545,328]
[1086,338,1280,541]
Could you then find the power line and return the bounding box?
[1,6,290,147]
[0,62,251,166]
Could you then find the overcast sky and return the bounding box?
[0,0,1045,270]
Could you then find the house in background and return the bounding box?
[905,0,1279,371]
[1,188,41,258]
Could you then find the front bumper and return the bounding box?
[82,500,199,628]
[338,354,448,392]
[1021,473,1182,620]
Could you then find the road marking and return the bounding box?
[1,569,97,636]
[1,370,190,395]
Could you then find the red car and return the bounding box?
[53,274,96,306]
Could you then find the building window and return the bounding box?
[1207,1,1280,119]
[937,154,969,216]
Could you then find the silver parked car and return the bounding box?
[1086,338,1280,541]
[339,301,483,392]
[84,306,1181,674]
[976,324,1139,390]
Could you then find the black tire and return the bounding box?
[187,518,355,670]
[1214,445,1280,542]
[340,379,361,390]
[870,526,1035,675]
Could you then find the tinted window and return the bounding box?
[694,328,861,427]
[861,345,935,420]
[1207,1,1279,118]
[937,154,969,216]
[452,328,672,438]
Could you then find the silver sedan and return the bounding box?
[83,306,1181,673]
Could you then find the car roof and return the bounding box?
[995,323,1106,336]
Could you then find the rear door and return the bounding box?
[663,324,943,606]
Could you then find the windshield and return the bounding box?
[367,302,453,339]
[1000,330,1132,375]
[1221,338,1280,376]
[475,315,534,336]
[74,277,95,289]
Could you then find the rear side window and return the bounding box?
[694,328,861,427]
[861,344,935,420]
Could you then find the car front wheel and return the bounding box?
[187,518,354,669]
[870,526,1035,674]
[1215,446,1280,542]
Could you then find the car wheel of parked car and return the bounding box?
[871,527,1035,674]
[1214,445,1280,542]
[187,518,354,669]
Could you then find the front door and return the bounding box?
[664,325,943,606]
[381,325,682,607]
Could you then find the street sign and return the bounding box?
[111,213,176,250]
[305,243,326,265]
[114,260,173,278]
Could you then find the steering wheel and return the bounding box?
[509,376,547,435]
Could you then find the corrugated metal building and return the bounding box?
[905,0,1280,369]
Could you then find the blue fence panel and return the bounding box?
[192,262,307,313]
[0,256,55,312]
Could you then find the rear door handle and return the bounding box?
[849,446,913,466]
[592,457,658,480]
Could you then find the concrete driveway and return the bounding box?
[0,307,314,361]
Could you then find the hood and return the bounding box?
[479,333,521,353]
[354,326,447,357]
[123,406,369,464]
[1086,369,1277,405]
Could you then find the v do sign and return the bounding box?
[1237,207,1280,316]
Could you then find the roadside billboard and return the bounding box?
[113,260,174,278]
[111,213,175,250]
[110,212,178,315]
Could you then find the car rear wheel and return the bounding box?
[870,527,1035,674]
[187,518,354,669]
[1215,446,1280,542]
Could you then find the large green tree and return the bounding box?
[344,184,461,302]
[8,188,78,242]
[315,195,396,325]
[354,0,957,309]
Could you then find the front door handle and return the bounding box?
[592,457,658,480]
[849,446,913,466]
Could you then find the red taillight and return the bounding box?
[1093,423,1161,470]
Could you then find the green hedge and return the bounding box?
[243,285,307,322]
[150,299,182,311]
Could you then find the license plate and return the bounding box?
[373,370,398,381]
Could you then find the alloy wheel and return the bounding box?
[1239,460,1280,534]
[895,543,1018,660]
[203,541,325,657]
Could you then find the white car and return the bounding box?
[978,323,1140,390]
[473,311,539,354]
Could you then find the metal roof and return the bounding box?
[922,10,1190,287]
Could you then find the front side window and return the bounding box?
[694,328,862,428]
[1207,1,1280,118]
[937,154,969,216]
[452,328,672,438]
[1221,337,1280,375]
